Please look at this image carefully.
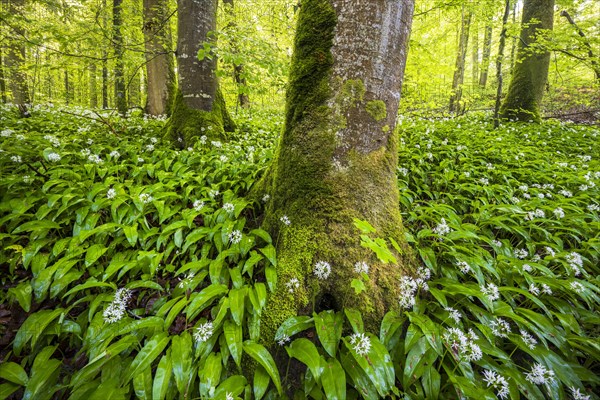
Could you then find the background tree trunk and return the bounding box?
[500,0,555,122]
[479,23,493,87]
[449,8,472,113]
[493,0,512,127]
[261,0,417,340]
[113,0,127,114]
[471,22,479,85]
[168,0,235,145]
[0,50,6,103]
[89,63,97,108]
[5,0,31,116]
[143,0,175,115]
[223,0,250,109]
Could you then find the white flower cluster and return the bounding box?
[109,150,121,159]
[103,288,132,323]
[490,317,511,338]
[570,387,591,400]
[313,261,331,280]
[1,129,14,137]
[433,218,451,236]
[11,155,22,163]
[228,230,242,244]
[559,189,573,197]
[481,283,500,302]
[553,207,565,219]
[223,202,235,213]
[566,252,583,276]
[524,209,545,221]
[514,248,528,259]
[285,278,300,293]
[443,327,481,361]
[398,167,408,177]
[276,334,290,346]
[353,261,369,275]
[193,200,204,211]
[107,188,116,199]
[588,204,599,212]
[520,329,537,350]
[194,321,214,343]
[398,267,430,309]
[545,246,556,257]
[482,370,510,399]
[262,194,270,203]
[139,193,153,204]
[88,154,103,164]
[47,152,61,162]
[445,307,462,324]
[570,281,585,293]
[349,332,371,356]
[525,363,555,385]
[44,135,61,147]
[145,144,155,152]
[457,260,471,274]
[280,215,291,226]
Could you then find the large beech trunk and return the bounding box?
[261,0,416,340]
[143,0,175,115]
[169,0,235,145]
[113,0,127,115]
[500,0,555,122]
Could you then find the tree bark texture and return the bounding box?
[449,9,472,113]
[261,0,417,341]
[471,22,479,85]
[494,0,512,127]
[89,63,98,108]
[0,50,7,103]
[223,0,250,108]
[113,0,127,115]
[500,0,555,122]
[143,0,175,115]
[169,0,235,145]
[479,23,493,87]
[5,0,30,115]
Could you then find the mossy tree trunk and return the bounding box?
[493,0,512,128]
[5,0,31,116]
[113,0,128,115]
[169,0,235,146]
[500,0,555,122]
[143,0,175,116]
[449,7,472,113]
[261,0,417,341]
[0,50,7,103]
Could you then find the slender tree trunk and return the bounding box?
[449,9,472,113]
[169,0,235,145]
[113,0,127,114]
[5,0,31,116]
[493,0,512,127]
[262,0,417,340]
[143,0,175,115]
[471,22,479,84]
[102,55,109,108]
[89,63,98,108]
[509,1,518,70]
[479,23,493,87]
[500,0,555,122]
[64,70,70,105]
[0,50,6,103]
[560,10,600,83]
[223,0,250,108]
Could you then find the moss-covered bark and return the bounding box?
[260,0,417,343]
[167,87,235,146]
[500,0,555,122]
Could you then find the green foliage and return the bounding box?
[1,108,599,399]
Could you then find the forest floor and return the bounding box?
[0,105,599,399]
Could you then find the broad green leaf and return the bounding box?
[125,333,170,383]
[0,362,28,386]
[224,320,243,367]
[314,310,343,358]
[229,287,246,325]
[243,341,282,395]
[321,357,346,400]
[152,353,172,400]
[287,338,322,380]
[275,316,314,341]
[185,284,228,320]
[344,309,364,333]
[85,244,108,267]
[13,309,63,356]
[171,332,192,396]
[253,365,270,400]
